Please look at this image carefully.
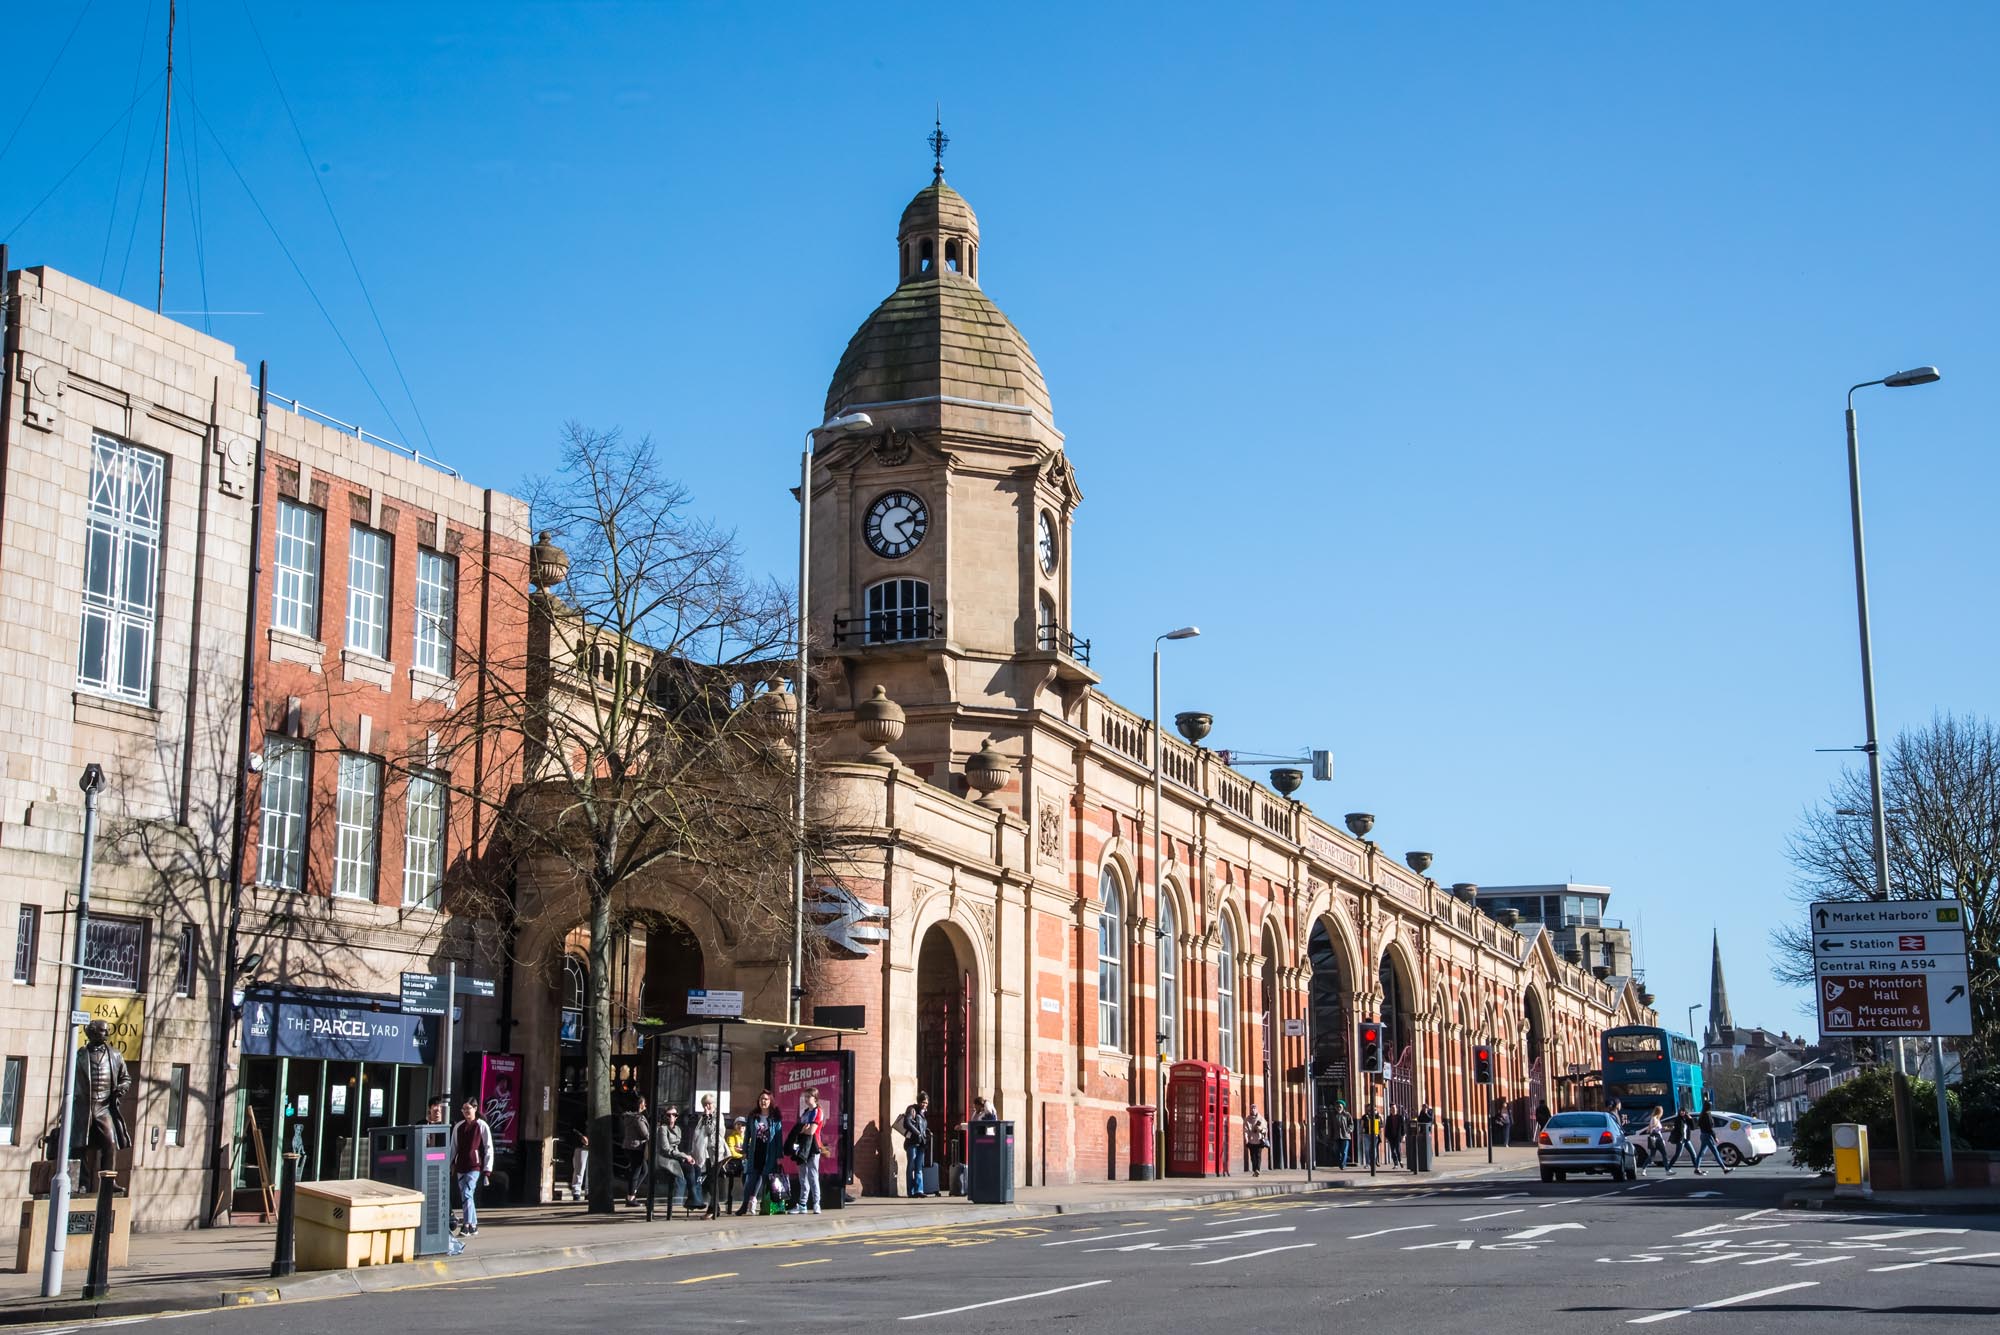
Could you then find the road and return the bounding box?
[33,1164,2000,1332]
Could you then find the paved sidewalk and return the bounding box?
[0,1144,1531,1325]
[1781,1180,2000,1216]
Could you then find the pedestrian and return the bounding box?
[1384,1106,1407,1168]
[894,1091,933,1198]
[1664,1104,1697,1173]
[654,1105,694,1215]
[972,1094,998,1122]
[1692,1103,1730,1175]
[1638,1107,1667,1171]
[570,1131,590,1202]
[448,1096,493,1236]
[724,1119,748,1207]
[1534,1098,1553,1134]
[789,1088,826,1215]
[1332,1100,1354,1169]
[736,1090,785,1215]
[621,1095,652,1205]
[1362,1103,1383,1168]
[427,1095,449,1125]
[1243,1104,1269,1177]
[684,1097,716,1210]
[1489,1100,1510,1149]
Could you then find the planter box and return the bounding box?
[1867,1150,2000,1190]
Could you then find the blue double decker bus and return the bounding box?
[1600,1025,1705,1116]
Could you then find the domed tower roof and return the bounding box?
[824,177,1051,422]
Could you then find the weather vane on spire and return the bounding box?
[928,105,949,182]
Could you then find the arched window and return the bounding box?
[945,239,961,273]
[920,238,935,274]
[562,954,587,1009]
[1037,592,1057,650]
[1217,914,1238,1071]
[1158,893,1179,1060]
[865,579,932,643]
[1098,866,1124,1050]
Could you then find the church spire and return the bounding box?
[1706,928,1733,1045]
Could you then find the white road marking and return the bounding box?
[1790,1256,1851,1268]
[1157,1227,1296,1252]
[1868,1250,2000,1273]
[1083,1241,1162,1253]
[1460,1209,1525,1221]
[1045,1228,1153,1247]
[1740,1252,1805,1266]
[1689,1191,1723,1198]
[900,1279,1113,1321]
[1349,1225,1433,1239]
[1190,1242,1318,1267]
[1407,1240,1476,1251]
[1846,1227,1968,1242]
[1484,1192,1530,1200]
[1206,1213,1263,1225]
[1505,1223,1586,1241]
[1626,1280,1819,1324]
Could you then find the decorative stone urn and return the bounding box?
[1498,908,1522,927]
[529,530,569,589]
[1405,851,1433,875]
[1174,711,1212,744]
[1344,812,1375,839]
[754,677,797,745]
[1451,882,1479,903]
[1564,946,1584,965]
[1639,991,1657,1007]
[854,685,905,764]
[964,740,1015,808]
[1270,767,1303,797]
[1593,964,1611,980]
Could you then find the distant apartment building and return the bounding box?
[0,259,532,1235]
[1475,884,1637,981]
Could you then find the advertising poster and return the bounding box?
[766,1052,852,1183]
[480,1053,523,1148]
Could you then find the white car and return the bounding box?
[1706,1110,1779,1167]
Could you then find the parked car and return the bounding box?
[1704,1110,1780,1167]
[1537,1110,1639,1182]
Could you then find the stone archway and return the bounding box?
[1522,985,1548,1129]
[1307,916,1355,1166]
[1379,944,1418,1118]
[915,922,979,1186]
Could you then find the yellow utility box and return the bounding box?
[294,1179,423,1270]
[1832,1122,1871,1198]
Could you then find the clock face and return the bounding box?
[865,491,929,558]
[1037,512,1058,574]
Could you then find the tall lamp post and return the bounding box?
[1687,1003,1701,1041]
[1843,364,1941,1185]
[789,412,874,1027]
[1152,626,1200,1165]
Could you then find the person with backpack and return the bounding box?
[1332,1101,1355,1169]
[721,1117,747,1212]
[448,1097,494,1236]
[1692,1103,1731,1175]
[736,1090,785,1215]
[894,1091,933,1197]
[788,1088,827,1214]
[1243,1104,1269,1177]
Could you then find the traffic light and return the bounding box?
[1358,1019,1383,1074]
[1473,1044,1493,1084]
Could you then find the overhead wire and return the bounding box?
[0,0,99,172]
[180,85,413,447]
[240,0,441,461]
[98,0,159,285]
[4,69,166,242]
[175,10,211,330]
[116,85,166,300]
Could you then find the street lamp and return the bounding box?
[789,411,874,1027]
[1152,626,1200,1165]
[1843,364,1940,1182]
[1686,1003,1701,1041]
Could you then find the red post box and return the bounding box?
[1127,1105,1158,1180]
[1166,1060,1222,1176]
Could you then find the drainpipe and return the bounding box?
[205,362,268,1224]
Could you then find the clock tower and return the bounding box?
[810,165,1094,791]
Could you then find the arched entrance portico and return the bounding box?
[915,923,977,1186]
[1523,986,1548,1128]
[1307,917,1352,1167]
[1380,947,1417,1119]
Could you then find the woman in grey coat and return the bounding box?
[653,1107,690,1216]
[681,1097,716,1210]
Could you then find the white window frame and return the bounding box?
[164,1064,189,1146]
[1217,915,1239,1071]
[402,769,446,909]
[865,578,932,644]
[271,499,323,638]
[1097,866,1125,1050]
[413,548,456,676]
[345,524,392,658]
[82,915,146,993]
[12,906,39,985]
[257,736,311,890]
[0,1057,23,1147]
[173,922,197,997]
[333,752,383,901]
[77,434,166,704]
[1158,893,1178,1061]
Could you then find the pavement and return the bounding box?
[7,1147,1995,1331]
[1781,1181,2000,1215]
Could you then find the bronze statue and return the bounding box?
[73,1019,131,1187]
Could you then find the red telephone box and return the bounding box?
[1166,1060,1224,1177]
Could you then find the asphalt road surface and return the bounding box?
[33,1164,2000,1333]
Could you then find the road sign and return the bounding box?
[813,885,889,956]
[687,989,745,1018]
[454,975,497,998]
[1811,899,1971,1039]
[1810,899,1965,933]
[401,972,447,1015]
[1283,1017,1307,1037]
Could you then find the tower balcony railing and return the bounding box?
[832,608,946,647]
[1036,623,1091,665]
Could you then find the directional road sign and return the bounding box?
[1811,899,1970,1038]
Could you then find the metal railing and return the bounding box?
[832,608,946,647]
[267,393,460,478]
[1036,624,1092,665]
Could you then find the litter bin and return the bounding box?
[369,1124,452,1256]
[1127,1105,1157,1181]
[294,1179,423,1270]
[966,1120,1015,1204]
[1408,1118,1434,1173]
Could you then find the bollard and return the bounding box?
[271,1153,300,1277]
[81,1173,117,1299]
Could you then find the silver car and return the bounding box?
[1537,1110,1638,1182]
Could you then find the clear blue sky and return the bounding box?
[7,2,1996,1043]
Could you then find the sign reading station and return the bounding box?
[1811,899,1971,1038]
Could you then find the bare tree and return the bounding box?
[1774,713,1999,1058]
[422,423,819,1212]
